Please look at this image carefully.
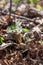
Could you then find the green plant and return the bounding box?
[0,36,4,43]
[36,4,42,9]
[13,0,19,3]
[27,0,38,3]
[22,28,30,33]
[7,25,16,33]
[9,25,16,30]
[8,19,22,33]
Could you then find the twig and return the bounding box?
[0,11,35,22]
[9,0,12,18]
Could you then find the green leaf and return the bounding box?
[8,25,16,30]
[13,0,19,3]
[0,36,4,43]
[27,0,38,3]
[7,25,16,33]
[27,0,33,3]
[36,4,42,9]
[10,25,16,30]
[23,28,29,33]
[33,0,38,3]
